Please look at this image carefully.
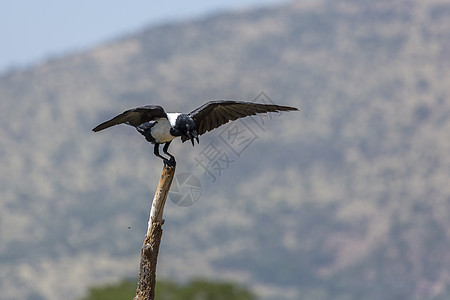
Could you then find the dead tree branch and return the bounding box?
[134,165,176,300]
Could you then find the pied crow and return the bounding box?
[93,100,298,167]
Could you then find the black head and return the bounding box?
[173,114,199,146]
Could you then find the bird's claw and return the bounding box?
[164,157,176,168]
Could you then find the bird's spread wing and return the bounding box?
[92,105,167,132]
[182,100,298,141]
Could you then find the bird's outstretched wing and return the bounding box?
[92,105,167,132]
[183,100,298,141]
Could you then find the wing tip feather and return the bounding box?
[92,124,106,132]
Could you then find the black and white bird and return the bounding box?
[93,100,298,167]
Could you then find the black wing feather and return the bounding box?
[92,105,167,132]
[184,100,298,141]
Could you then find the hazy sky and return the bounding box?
[0,0,288,74]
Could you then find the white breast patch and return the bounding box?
[151,118,177,143]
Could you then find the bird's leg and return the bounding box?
[153,143,173,167]
[163,141,176,166]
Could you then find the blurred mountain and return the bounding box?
[1,0,450,299]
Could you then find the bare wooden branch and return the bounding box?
[134,165,176,300]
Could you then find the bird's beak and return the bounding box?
[189,131,199,147]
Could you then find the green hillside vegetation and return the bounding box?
[79,280,136,300]
[1,0,450,299]
[79,278,256,300]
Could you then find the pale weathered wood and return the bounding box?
[134,165,176,300]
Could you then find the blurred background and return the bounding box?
[1,0,450,299]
